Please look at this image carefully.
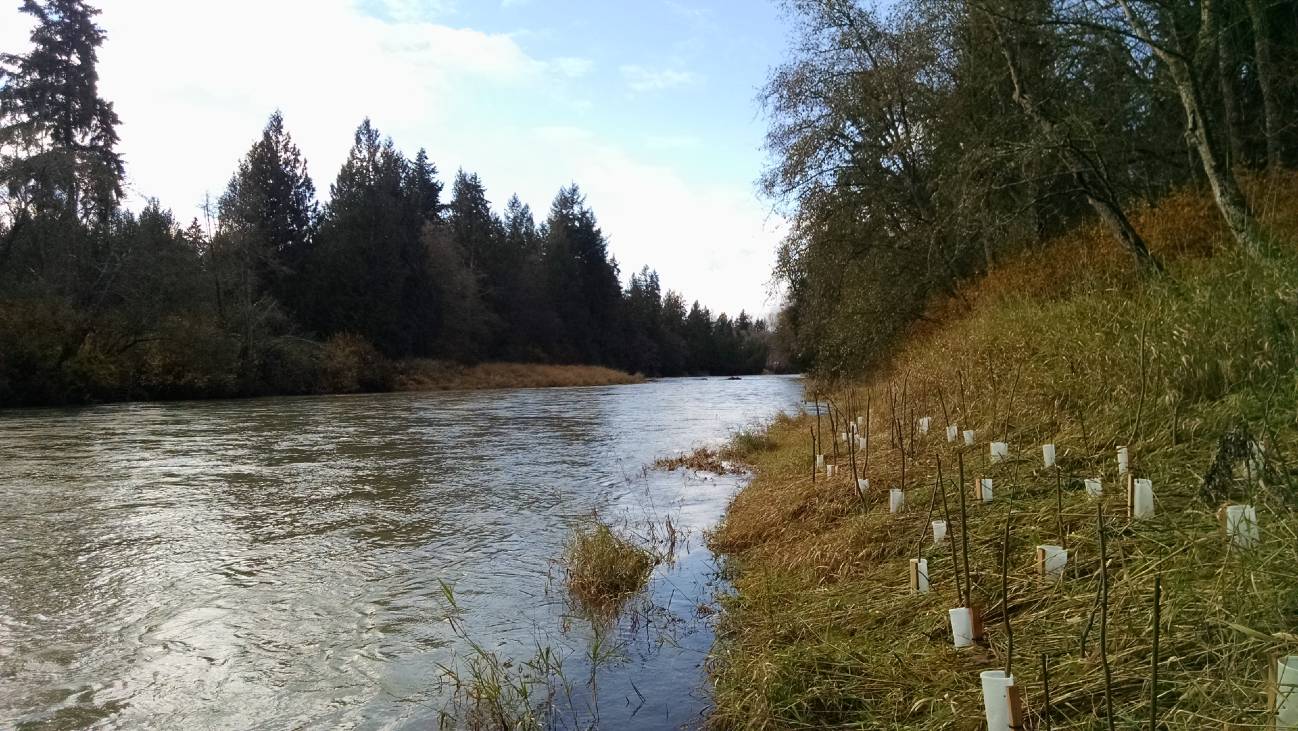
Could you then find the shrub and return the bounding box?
[318,333,393,393]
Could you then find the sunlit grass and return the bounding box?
[708,182,1298,729]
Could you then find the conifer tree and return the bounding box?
[218,111,317,313]
[0,0,122,225]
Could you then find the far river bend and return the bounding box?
[0,375,804,730]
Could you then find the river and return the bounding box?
[0,375,804,729]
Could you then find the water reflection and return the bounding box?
[0,375,803,729]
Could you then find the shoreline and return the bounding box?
[393,360,645,392]
[0,362,649,411]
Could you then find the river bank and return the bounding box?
[394,360,642,392]
[705,195,1298,727]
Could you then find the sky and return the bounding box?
[0,0,793,318]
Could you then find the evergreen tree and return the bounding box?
[0,0,122,225]
[308,119,430,356]
[446,170,508,355]
[542,185,621,364]
[217,111,317,315]
[407,148,442,226]
[501,193,558,359]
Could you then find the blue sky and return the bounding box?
[1,0,792,317]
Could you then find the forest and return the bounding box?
[767,0,1298,374]
[0,1,772,408]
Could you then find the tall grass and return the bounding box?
[708,180,1298,729]
[562,521,658,614]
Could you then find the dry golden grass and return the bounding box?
[708,179,1298,729]
[562,521,658,614]
[394,360,643,392]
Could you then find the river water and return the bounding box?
[0,375,804,730]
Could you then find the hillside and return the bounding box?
[708,178,1298,729]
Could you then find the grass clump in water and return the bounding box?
[563,521,657,613]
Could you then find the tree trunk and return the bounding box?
[988,14,1162,271]
[1244,0,1284,169]
[1116,0,1266,255]
[1210,0,1246,165]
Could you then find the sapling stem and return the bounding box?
[958,451,972,607]
[917,472,940,561]
[1056,468,1066,550]
[1098,502,1115,731]
[1041,653,1053,731]
[810,427,816,485]
[1002,492,1013,677]
[1150,573,1162,731]
[938,455,964,605]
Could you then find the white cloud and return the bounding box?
[522,127,783,316]
[551,56,593,78]
[0,0,554,213]
[0,1,777,316]
[619,65,700,93]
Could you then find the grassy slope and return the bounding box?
[709,175,1298,729]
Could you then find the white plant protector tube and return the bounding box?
[990,442,1008,463]
[1130,477,1154,518]
[816,454,824,468]
[1036,545,1068,576]
[1042,443,1056,468]
[946,424,958,442]
[963,429,976,446]
[889,488,905,513]
[857,478,870,491]
[1224,504,1260,548]
[858,436,867,450]
[1278,655,1298,729]
[919,416,931,434]
[856,416,864,429]
[949,607,974,647]
[978,478,994,503]
[1085,478,1103,497]
[1117,446,1130,474]
[826,464,836,478]
[909,558,930,593]
[931,520,947,544]
[980,670,1017,731]
[839,431,847,443]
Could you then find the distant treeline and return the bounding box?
[765,0,1298,375]
[0,1,773,407]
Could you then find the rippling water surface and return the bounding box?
[0,375,804,729]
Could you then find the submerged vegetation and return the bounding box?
[707,184,1298,728]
